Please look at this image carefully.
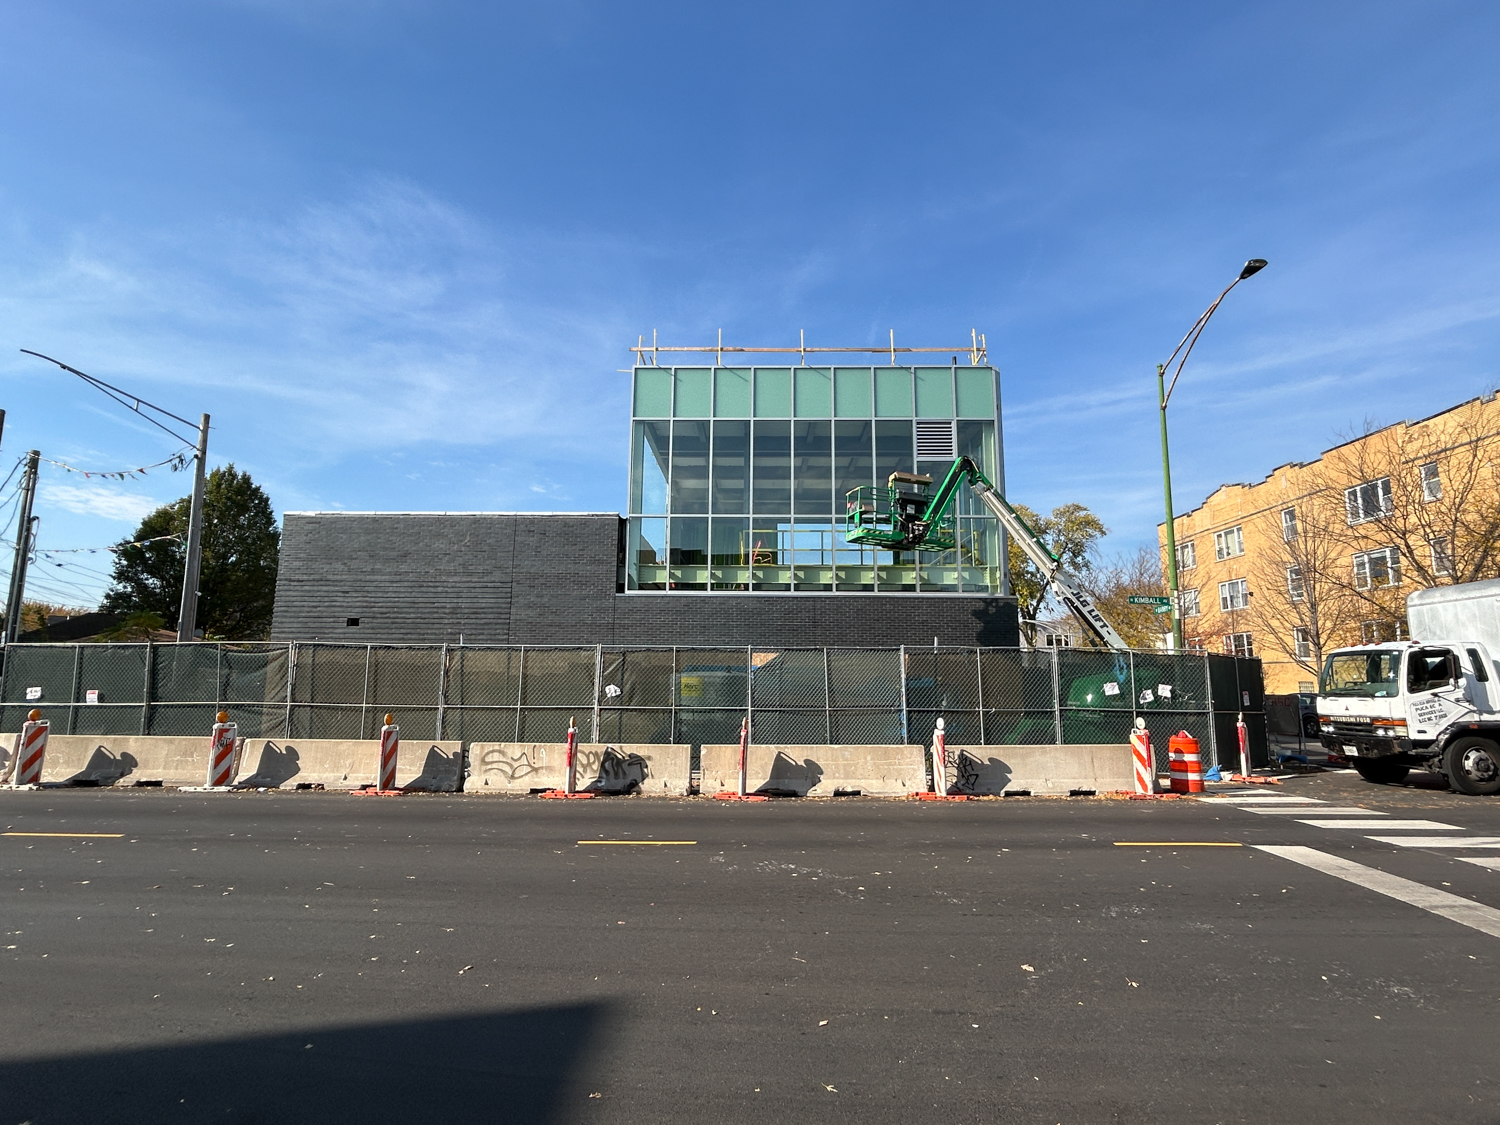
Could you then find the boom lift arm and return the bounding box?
[845,456,1130,651]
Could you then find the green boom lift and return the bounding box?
[844,456,1129,651]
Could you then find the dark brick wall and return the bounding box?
[272,513,1018,648]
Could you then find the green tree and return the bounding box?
[1007,501,1108,645]
[102,465,280,639]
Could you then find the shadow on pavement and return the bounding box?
[0,1002,610,1125]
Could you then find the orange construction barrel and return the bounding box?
[1168,731,1204,794]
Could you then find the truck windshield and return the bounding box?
[1319,650,1402,697]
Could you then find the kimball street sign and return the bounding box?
[1128,595,1172,606]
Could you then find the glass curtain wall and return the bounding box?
[627,364,1002,593]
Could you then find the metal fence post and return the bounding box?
[67,643,82,735]
[285,642,296,739]
[360,644,372,739]
[1052,647,1064,745]
[894,642,906,750]
[1128,649,1137,730]
[974,647,986,745]
[436,643,449,740]
[141,638,153,735]
[822,647,832,744]
[514,645,526,742]
[745,644,753,743]
[1204,651,1217,767]
[592,644,602,743]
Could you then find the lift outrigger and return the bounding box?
[844,456,1129,651]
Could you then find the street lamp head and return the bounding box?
[1239,258,1268,280]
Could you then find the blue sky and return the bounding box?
[2,1,1498,608]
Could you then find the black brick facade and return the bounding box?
[271,513,1019,648]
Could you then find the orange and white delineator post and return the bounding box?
[11,709,49,786]
[714,715,767,801]
[541,717,594,799]
[930,717,947,795]
[379,714,400,792]
[207,711,238,788]
[1130,718,1155,795]
[1236,713,1250,778]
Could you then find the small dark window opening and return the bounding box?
[1467,648,1490,682]
[346,617,360,627]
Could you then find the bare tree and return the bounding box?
[1082,548,1171,650]
[1326,396,1500,630]
[1247,484,1365,679]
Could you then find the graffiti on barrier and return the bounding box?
[481,746,543,782]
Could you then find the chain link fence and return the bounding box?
[0,642,1266,772]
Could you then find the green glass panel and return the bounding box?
[914,367,955,417]
[794,368,832,417]
[955,367,994,418]
[674,369,712,417]
[633,367,671,417]
[715,368,751,417]
[834,367,872,417]
[754,368,792,417]
[874,368,912,417]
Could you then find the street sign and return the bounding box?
[1128,595,1172,605]
[1153,604,1173,614]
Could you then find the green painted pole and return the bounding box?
[1158,363,1183,652]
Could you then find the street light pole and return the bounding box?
[1158,259,1267,653]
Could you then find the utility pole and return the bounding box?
[4,450,41,644]
[176,414,210,643]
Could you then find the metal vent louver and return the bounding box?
[914,420,956,461]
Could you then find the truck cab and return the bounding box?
[1317,639,1500,793]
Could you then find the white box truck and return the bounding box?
[1317,577,1500,795]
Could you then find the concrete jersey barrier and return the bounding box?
[699,744,924,797]
[235,738,464,791]
[1,733,464,792]
[2,734,213,788]
[944,743,1134,795]
[467,742,690,795]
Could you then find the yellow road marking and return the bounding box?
[577,840,697,846]
[2,832,125,838]
[1113,842,1242,847]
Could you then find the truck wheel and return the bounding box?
[1443,737,1500,796]
[1302,715,1320,739]
[1353,758,1409,785]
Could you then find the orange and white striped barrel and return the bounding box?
[14,710,48,786]
[379,714,399,792]
[930,717,947,794]
[1168,730,1203,794]
[1236,713,1250,778]
[1130,721,1154,795]
[208,711,238,787]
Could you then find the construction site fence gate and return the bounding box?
[0,642,1267,774]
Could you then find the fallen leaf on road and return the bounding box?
[1021,964,1034,972]
[818,1020,828,1026]
[459,965,474,974]
[823,1084,837,1093]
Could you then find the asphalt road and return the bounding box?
[2,771,1498,1125]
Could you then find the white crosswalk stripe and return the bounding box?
[1298,819,1463,830]
[1366,836,1500,848]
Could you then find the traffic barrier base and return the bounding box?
[909,791,970,801]
[539,789,595,799]
[713,791,768,802]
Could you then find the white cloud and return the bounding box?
[39,482,162,525]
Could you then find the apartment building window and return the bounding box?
[1361,619,1408,644]
[1224,632,1254,658]
[1185,638,1206,654]
[1175,540,1196,571]
[1286,565,1305,602]
[1345,477,1392,524]
[1041,632,1074,648]
[1293,626,1312,660]
[1214,526,1244,561]
[1430,536,1454,577]
[1219,577,1249,611]
[1298,681,1315,692]
[1420,461,1442,502]
[1281,507,1298,541]
[1179,587,1200,617]
[1353,546,1401,589]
